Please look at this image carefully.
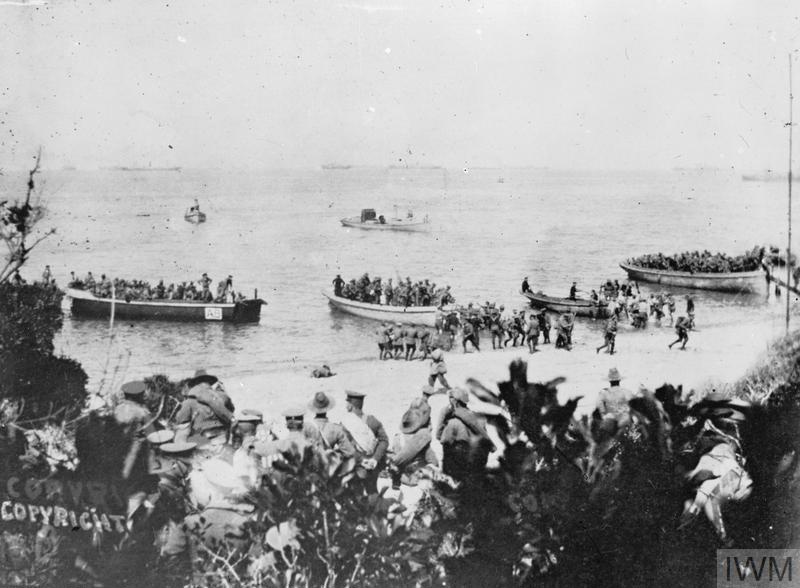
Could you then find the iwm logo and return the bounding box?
[718,550,799,587]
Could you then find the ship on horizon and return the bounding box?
[106,165,182,172]
[321,163,352,170]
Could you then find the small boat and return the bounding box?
[67,288,265,323]
[619,262,765,293]
[340,208,429,232]
[184,210,206,224]
[521,291,609,318]
[185,199,206,224]
[323,291,439,326]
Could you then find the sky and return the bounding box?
[1,0,799,171]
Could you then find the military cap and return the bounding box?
[147,430,175,445]
[345,390,366,400]
[121,381,146,396]
[421,384,435,396]
[160,441,197,455]
[235,410,263,423]
[282,406,305,420]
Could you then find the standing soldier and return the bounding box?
[332,274,345,297]
[596,310,619,355]
[462,318,480,353]
[41,265,52,285]
[428,349,451,391]
[416,326,432,360]
[341,391,389,492]
[114,381,157,520]
[526,311,540,353]
[489,306,503,350]
[404,323,417,360]
[666,293,676,326]
[307,392,356,457]
[538,311,551,344]
[669,316,690,350]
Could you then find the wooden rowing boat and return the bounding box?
[323,291,439,326]
[340,208,429,232]
[619,262,765,293]
[521,291,609,318]
[67,288,265,323]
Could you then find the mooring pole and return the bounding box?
[787,54,794,333]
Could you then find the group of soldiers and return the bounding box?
[102,368,488,582]
[67,272,240,303]
[627,247,764,274]
[332,273,455,307]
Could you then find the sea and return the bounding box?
[2,166,797,388]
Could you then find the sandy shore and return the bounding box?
[223,317,785,438]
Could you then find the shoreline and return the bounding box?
[224,317,784,439]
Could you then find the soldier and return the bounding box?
[669,316,690,350]
[41,264,52,285]
[341,391,389,492]
[232,411,264,488]
[404,323,417,360]
[416,326,432,360]
[389,406,438,495]
[151,441,198,587]
[538,310,551,344]
[596,311,618,355]
[307,392,356,457]
[596,368,633,426]
[173,370,233,447]
[332,274,345,297]
[114,381,157,518]
[436,388,492,480]
[428,349,451,390]
[184,460,255,582]
[526,311,540,353]
[521,276,531,293]
[461,318,480,353]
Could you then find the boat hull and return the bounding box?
[185,212,207,224]
[340,217,429,232]
[522,291,609,318]
[323,292,439,326]
[619,263,765,293]
[67,289,263,323]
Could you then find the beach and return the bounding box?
[226,315,785,439]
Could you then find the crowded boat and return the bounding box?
[68,272,243,303]
[626,246,765,273]
[332,273,455,307]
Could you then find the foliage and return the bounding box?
[0,150,54,285]
[0,283,64,356]
[191,445,441,588]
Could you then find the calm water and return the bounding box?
[2,166,796,385]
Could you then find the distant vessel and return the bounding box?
[108,165,182,172]
[321,163,352,170]
[340,207,430,232]
[184,199,206,224]
[742,170,800,182]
